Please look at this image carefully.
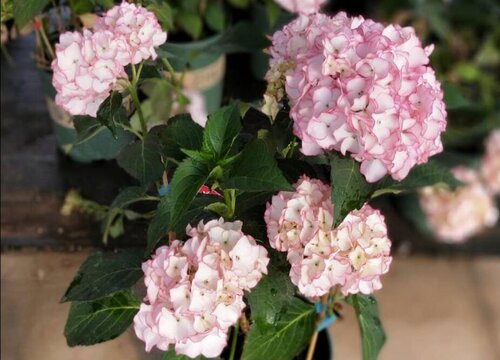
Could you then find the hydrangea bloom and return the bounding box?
[94,2,167,64]
[52,29,129,116]
[265,13,447,182]
[134,219,269,358]
[52,2,166,116]
[481,130,500,195]
[420,167,499,243]
[274,0,327,14]
[264,176,392,299]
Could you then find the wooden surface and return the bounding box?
[1,35,499,253]
[2,251,500,360]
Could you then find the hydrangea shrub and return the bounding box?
[58,4,466,360]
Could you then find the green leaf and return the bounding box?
[234,192,273,217]
[242,297,316,360]
[71,0,94,15]
[245,260,296,332]
[330,154,373,226]
[202,103,242,161]
[265,0,281,27]
[62,249,144,302]
[64,289,140,346]
[373,161,462,197]
[347,294,386,360]
[141,78,174,124]
[205,0,225,32]
[158,22,268,70]
[330,154,461,225]
[443,82,470,109]
[13,0,50,28]
[178,11,203,40]
[204,202,232,218]
[117,133,164,184]
[96,92,128,135]
[168,159,211,230]
[181,149,214,163]
[223,139,293,192]
[73,115,107,145]
[209,22,269,54]
[110,186,151,208]
[146,195,219,254]
[157,114,204,162]
[94,0,114,9]
[227,0,250,8]
[148,2,174,31]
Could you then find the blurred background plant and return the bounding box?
[379,0,500,151]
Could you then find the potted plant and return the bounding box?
[13,0,266,162]
[58,9,462,360]
[146,0,268,115]
[11,0,133,162]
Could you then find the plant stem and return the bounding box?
[129,63,147,135]
[229,321,240,360]
[223,189,236,219]
[128,85,147,135]
[161,57,179,86]
[37,18,55,59]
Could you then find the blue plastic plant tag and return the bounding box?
[317,313,337,331]
[158,184,171,197]
[315,302,325,314]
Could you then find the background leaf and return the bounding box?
[205,0,225,32]
[64,289,140,346]
[13,0,50,28]
[62,249,144,302]
[177,11,203,40]
[443,82,470,109]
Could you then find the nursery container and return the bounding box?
[39,71,133,163]
[163,33,227,114]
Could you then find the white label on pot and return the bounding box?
[178,55,226,91]
[46,97,74,129]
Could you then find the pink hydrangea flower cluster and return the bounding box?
[133,219,269,358]
[274,0,327,14]
[481,130,500,195]
[420,167,499,243]
[264,13,447,183]
[94,2,166,64]
[52,2,166,117]
[264,176,392,299]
